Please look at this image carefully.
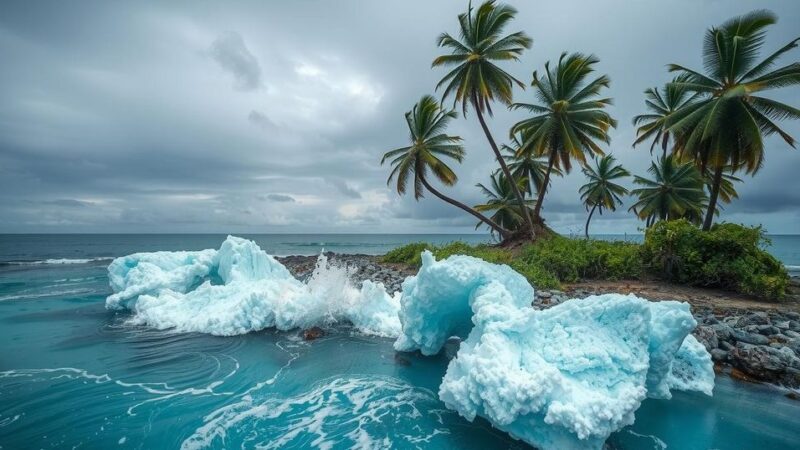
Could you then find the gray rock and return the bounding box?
[710,349,729,362]
[775,320,791,330]
[785,329,800,340]
[730,342,799,384]
[731,329,770,345]
[736,312,770,327]
[757,325,779,336]
[719,341,735,351]
[711,323,734,342]
[538,291,552,299]
[693,325,719,351]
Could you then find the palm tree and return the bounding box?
[629,155,707,227]
[632,74,699,158]
[666,10,800,230]
[474,173,534,238]
[432,0,535,236]
[502,135,562,197]
[382,95,509,239]
[511,52,617,222]
[579,155,630,238]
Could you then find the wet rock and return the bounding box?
[710,349,729,362]
[730,342,800,386]
[736,312,770,327]
[303,326,324,341]
[731,329,770,346]
[711,323,734,342]
[693,325,719,351]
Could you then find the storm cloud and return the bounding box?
[0,0,798,234]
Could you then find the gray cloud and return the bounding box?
[248,110,277,130]
[0,0,798,234]
[329,179,361,199]
[208,31,262,91]
[262,194,295,203]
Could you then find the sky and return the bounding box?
[1,0,798,235]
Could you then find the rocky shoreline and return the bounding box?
[277,253,800,391]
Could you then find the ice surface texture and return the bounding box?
[106,236,400,337]
[395,251,714,450]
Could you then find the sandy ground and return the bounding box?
[564,278,800,313]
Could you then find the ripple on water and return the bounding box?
[182,375,454,450]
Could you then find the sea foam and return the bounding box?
[106,236,400,336]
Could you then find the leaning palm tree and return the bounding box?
[703,165,742,206]
[666,10,800,230]
[382,95,509,239]
[432,0,535,236]
[632,74,699,158]
[629,155,707,227]
[579,155,630,238]
[511,52,617,223]
[502,135,562,197]
[474,173,534,238]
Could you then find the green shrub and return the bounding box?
[381,242,431,266]
[517,237,642,282]
[641,220,788,299]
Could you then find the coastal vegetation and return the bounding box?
[382,220,788,299]
[382,2,799,247]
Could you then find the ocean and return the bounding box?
[1,234,799,449]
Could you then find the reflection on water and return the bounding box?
[0,260,798,449]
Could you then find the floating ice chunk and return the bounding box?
[106,249,217,310]
[667,334,715,396]
[216,235,292,283]
[394,252,714,450]
[393,251,533,355]
[107,236,401,337]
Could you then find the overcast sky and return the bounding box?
[1,0,798,234]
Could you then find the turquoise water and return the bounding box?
[1,235,799,449]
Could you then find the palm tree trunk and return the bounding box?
[472,95,535,237]
[702,165,723,231]
[533,152,556,220]
[584,204,597,238]
[419,175,510,240]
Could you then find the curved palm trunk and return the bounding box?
[533,151,556,221]
[584,204,597,238]
[419,175,510,240]
[702,165,723,231]
[473,96,535,238]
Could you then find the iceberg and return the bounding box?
[395,251,714,450]
[106,236,400,337]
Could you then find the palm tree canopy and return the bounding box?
[510,52,618,173]
[381,95,465,199]
[579,155,630,214]
[629,155,707,224]
[433,0,532,115]
[632,74,700,154]
[502,135,562,196]
[474,173,534,234]
[666,10,800,174]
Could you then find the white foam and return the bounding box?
[106,236,401,337]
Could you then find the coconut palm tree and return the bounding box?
[579,155,630,238]
[632,74,699,158]
[629,155,707,226]
[382,95,509,238]
[474,173,534,238]
[510,52,617,223]
[666,10,800,230]
[432,0,535,236]
[502,135,562,197]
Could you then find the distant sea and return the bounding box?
[0,233,798,275]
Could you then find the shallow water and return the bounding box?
[1,244,799,449]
